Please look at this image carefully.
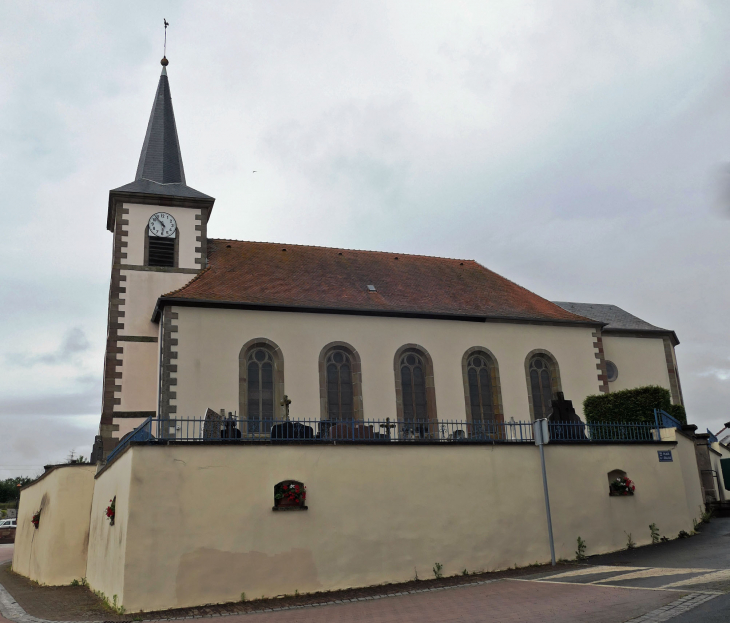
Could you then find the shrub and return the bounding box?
[583,386,685,424]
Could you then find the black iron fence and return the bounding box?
[105,416,662,464]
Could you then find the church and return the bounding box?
[94,58,684,458]
[13,57,705,615]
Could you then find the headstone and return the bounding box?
[271,422,314,440]
[203,408,222,439]
[548,392,587,440]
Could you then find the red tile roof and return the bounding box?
[159,239,595,324]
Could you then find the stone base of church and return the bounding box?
[14,430,703,613]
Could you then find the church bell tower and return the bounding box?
[93,56,215,460]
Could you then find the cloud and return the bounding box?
[0,0,729,469]
[10,327,91,367]
[0,387,99,417]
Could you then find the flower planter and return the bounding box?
[273,480,307,511]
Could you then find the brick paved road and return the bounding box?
[163,580,681,623]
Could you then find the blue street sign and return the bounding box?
[658,450,673,462]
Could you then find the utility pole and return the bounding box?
[534,418,556,566]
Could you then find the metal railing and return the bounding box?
[104,417,662,464]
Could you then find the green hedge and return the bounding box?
[583,385,687,425]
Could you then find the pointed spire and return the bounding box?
[134,58,186,185]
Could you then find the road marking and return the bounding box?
[542,565,646,579]
[592,567,716,583]
[662,568,730,588]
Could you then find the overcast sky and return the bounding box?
[1,1,729,478]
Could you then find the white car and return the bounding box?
[0,519,16,528]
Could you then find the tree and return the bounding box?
[0,477,33,503]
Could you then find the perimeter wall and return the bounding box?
[84,430,703,613]
[12,464,96,585]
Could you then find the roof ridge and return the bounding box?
[208,238,477,263]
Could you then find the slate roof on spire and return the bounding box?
[135,66,186,185]
[107,64,214,230]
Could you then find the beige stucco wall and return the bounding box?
[12,465,96,585]
[86,448,133,606]
[171,307,602,423]
[602,335,670,393]
[113,417,149,441]
[709,442,730,501]
[117,341,158,413]
[123,203,202,269]
[119,270,195,338]
[102,436,700,613]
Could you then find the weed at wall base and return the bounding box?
[432,562,443,579]
[649,523,660,544]
[625,532,636,550]
[576,536,587,561]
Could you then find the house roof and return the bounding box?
[552,302,678,344]
[153,239,600,325]
[107,64,214,231]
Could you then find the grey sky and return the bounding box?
[1,1,729,477]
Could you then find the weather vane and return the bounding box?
[162,19,169,66]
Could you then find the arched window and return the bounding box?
[401,352,427,422]
[462,348,503,435]
[327,350,353,420]
[394,345,437,431]
[239,339,284,435]
[318,342,363,422]
[247,348,274,432]
[524,350,562,421]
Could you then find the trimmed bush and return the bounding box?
[583,386,686,424]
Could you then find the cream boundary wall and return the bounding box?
[86,435,701,613]
[172,307,601,423]
[602,336,670,394]
[122,203,203,269]
[12,465,96,585]
[86,448,134,605]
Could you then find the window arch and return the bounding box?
[394,344,437,427]
[318,342,363,421]
[239,339,285,434]
[524,349,562,421]
[462,347,503,431]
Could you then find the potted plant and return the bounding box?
[273,481,307,510]
[609,475,636,496]
[105,498,116,525]
[31,510,40,529]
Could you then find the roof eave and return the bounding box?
[601,327,680,346]
[152,295,605,328]
[107,189,215,232]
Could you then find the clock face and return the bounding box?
[148,212,177,238]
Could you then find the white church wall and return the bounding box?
[602,335,670,394]
[116,341,158,412]
[169,306,601,424]
[119,270,195,338]
[92,435,701,613]
[122,202,203,269]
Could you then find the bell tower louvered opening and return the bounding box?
[148,235,176,267]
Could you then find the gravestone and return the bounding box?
[548,392,587,440]
[203,408,222,439]
[271,422,315,440]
